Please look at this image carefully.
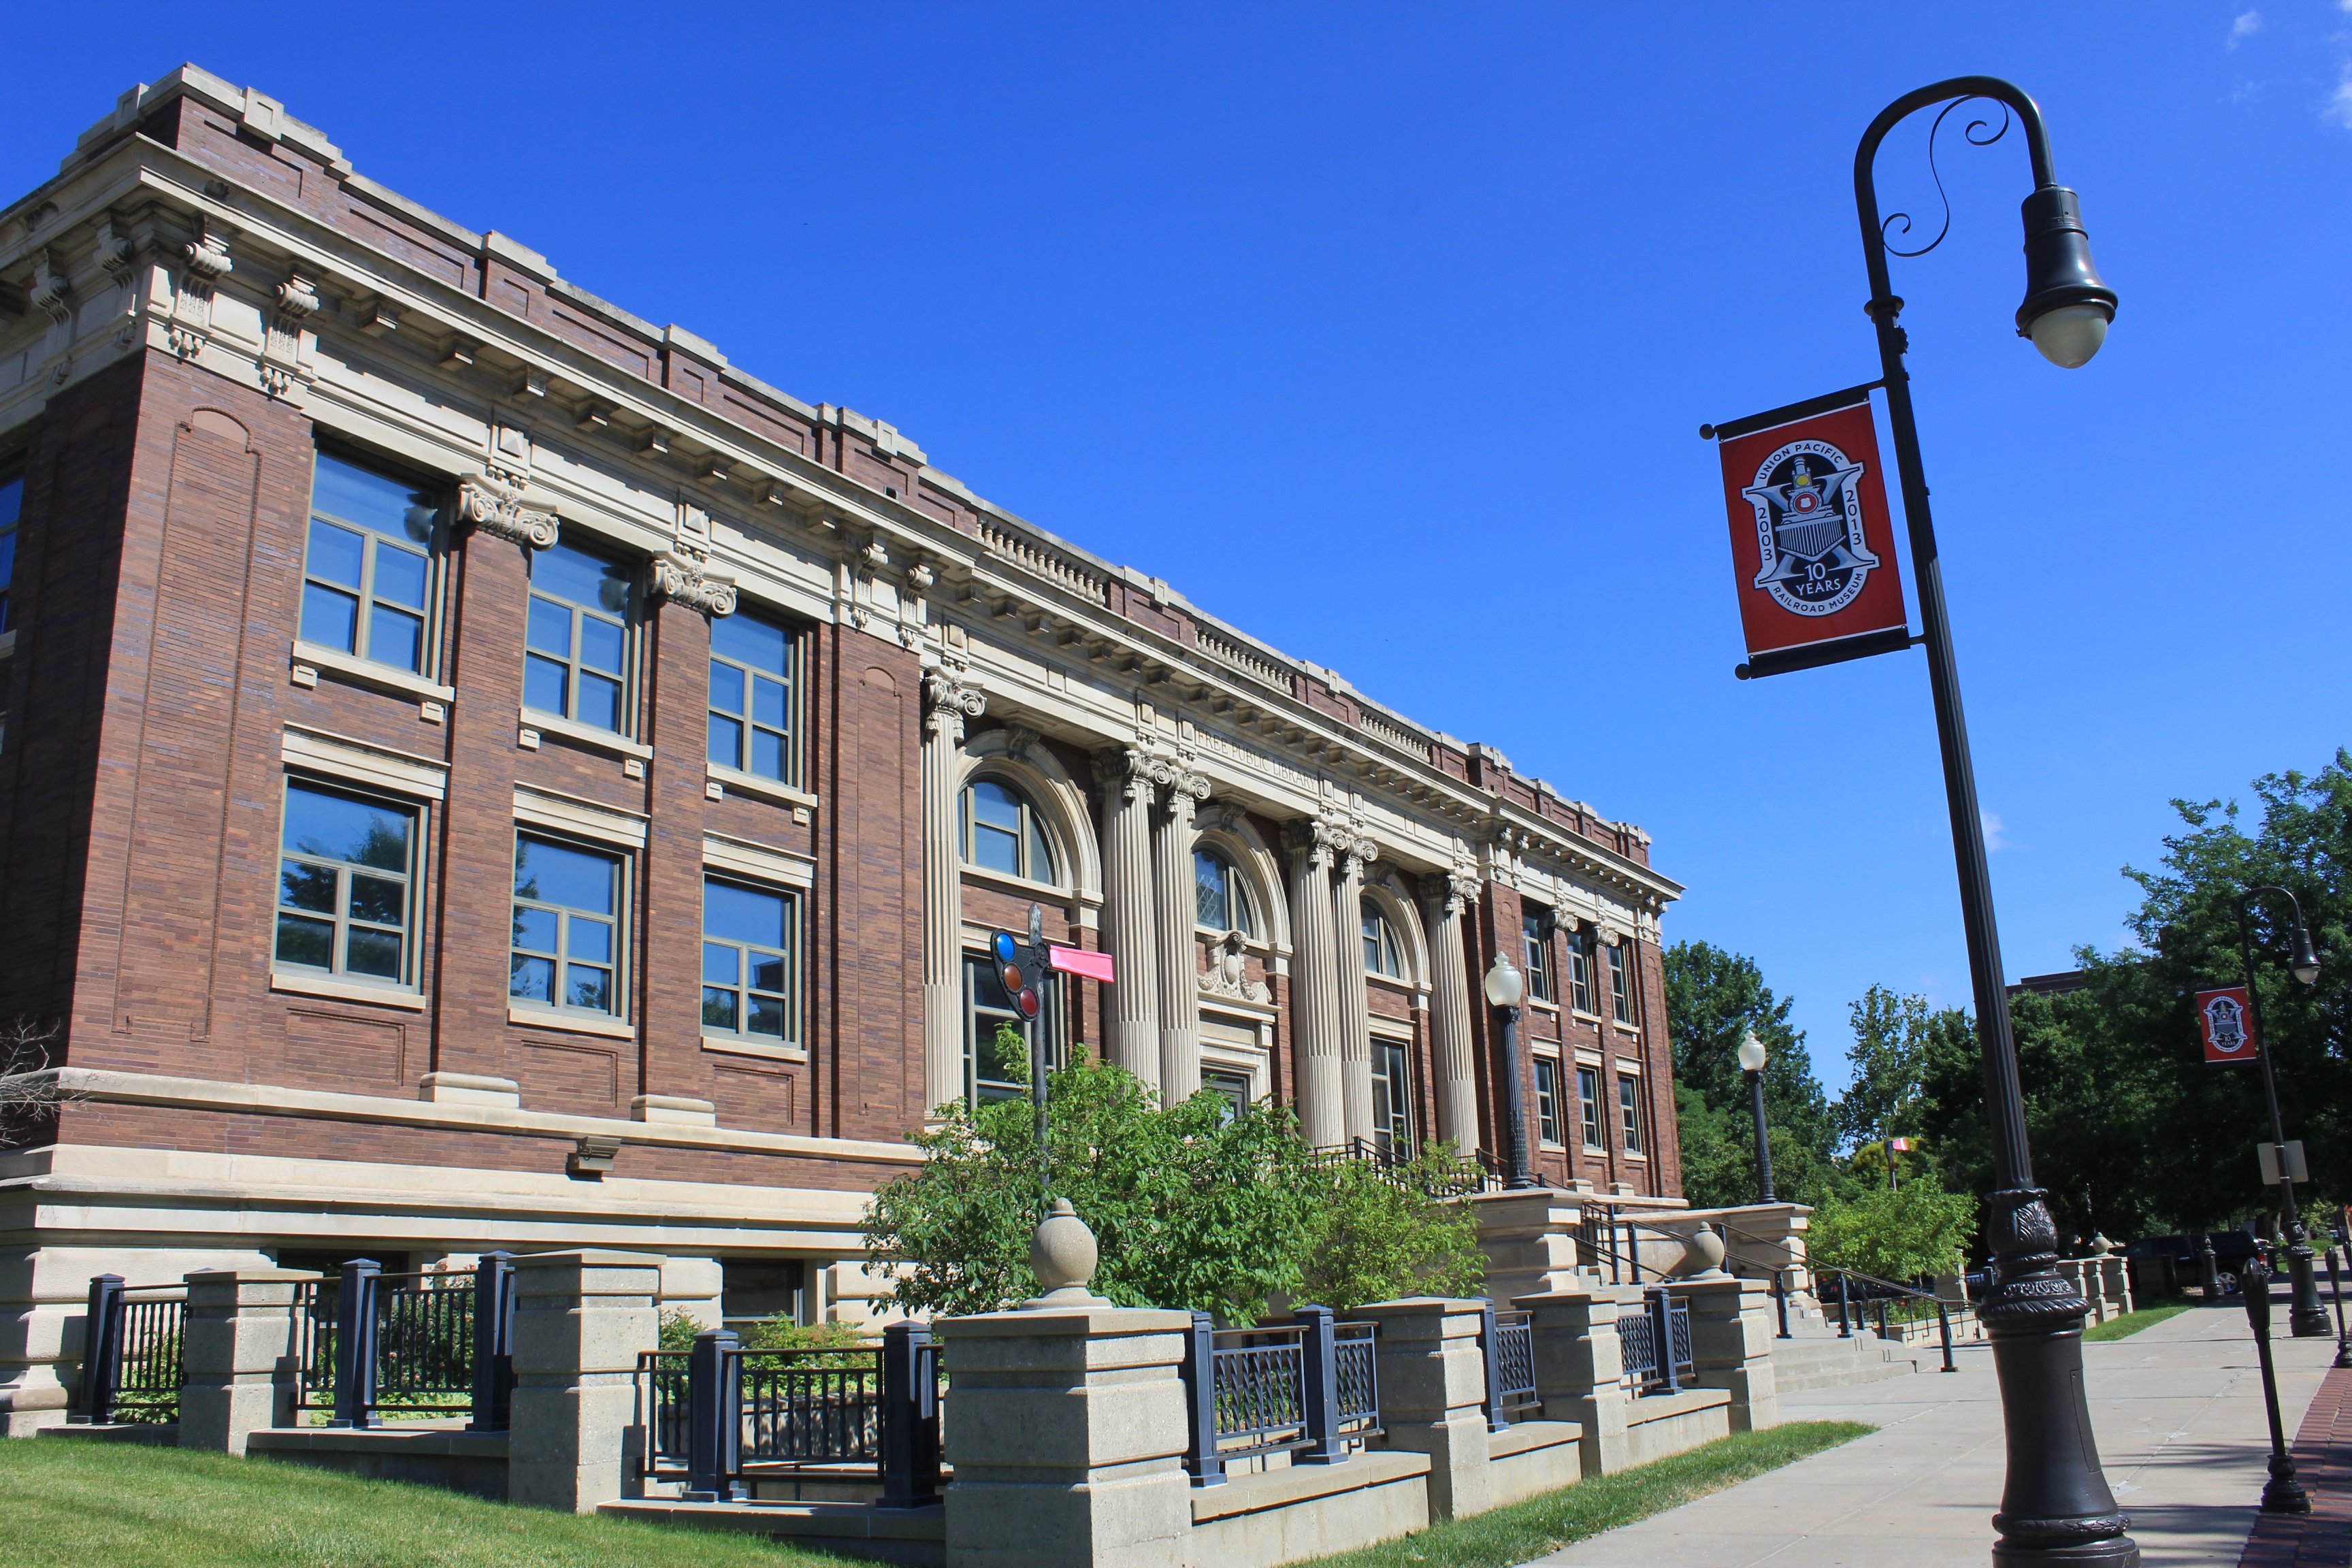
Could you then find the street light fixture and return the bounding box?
[1849,77,2129,1566]
[1484,953,1537,1190]
[1738,1029,1776,1206]
[2235,885,2329,1337]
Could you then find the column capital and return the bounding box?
[457,474,559,549]
[1282,816,1343,870]
[1093,744,1159,805]
[922,655,987,742]
[644,546,738,617]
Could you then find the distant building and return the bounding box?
[0,67,1684,1430]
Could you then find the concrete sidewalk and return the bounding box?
[1524,1305,2338,1567]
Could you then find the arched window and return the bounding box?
[1194,848,1256,936]
[960,777,1057,883]
[1361,900,1404,979]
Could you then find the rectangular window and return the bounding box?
[1576,1064,1604,1152]
[964,953,1064,1105]
[510,834,624,1016]
[524,540,634,734]
[275,779,419,986]
[300,451,440,674]
[1535,1058,1563,1147]
[1203,1068,1253,1124]
[707,612,800,787]
[0,463,22,634]
[701,877,799,1048]
[1370,1039,1412,1154]
[1608,940,1633,1023]
[1618,1073,1645,1156]
[1567,928,1595,1014]
[1522,911,1554,1003]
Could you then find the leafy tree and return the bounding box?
[1807,1166,1976,1285]
[863,1038,1485,1322]
[1836,985,1963,1152]
[1663,943,1840,1204]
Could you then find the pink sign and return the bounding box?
[1049,946,1116,985]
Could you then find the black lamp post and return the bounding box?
[1484,953,1538,1190]
[2242,1258,2313,1514]
[1738,1028,1776,1205]
[2234,885,2328,1337]
[1850,78,2128,1566]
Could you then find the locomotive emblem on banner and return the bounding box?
[1740,438,1881,616]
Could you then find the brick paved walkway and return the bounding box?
[2238,1365,2352,1567]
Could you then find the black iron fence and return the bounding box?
[71,1276,185,1425]
[636,1322,940,1506]
[294,1255,516,1428]
[1616,1286,1695,1396]
[1181,1305,1381,1486]
[1306,1138,1506,1197]
[1482,1303,1539,1428]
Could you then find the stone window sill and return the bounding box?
[961,864,1071,904]
[702,1035,808,1063]
[508,1004,636,1040]
[520,707,653,762]
[271,970,428,1011]
[1526,997,1561,1015]
[292,640,456,704]
[706,762,818,811]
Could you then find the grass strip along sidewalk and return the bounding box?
[1294,1420,1872,1568]
[2,1420,1871,1568]
[2084,1303,2193,1341]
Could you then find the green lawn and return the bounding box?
[2084,1303,2194,1342]
[0,1439,849,1568]
[3,1419,1872,1568]
[1296,1421,1873,1568]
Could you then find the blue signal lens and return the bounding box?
[992,931,1018,965]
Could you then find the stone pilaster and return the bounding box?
[1424,860,1482,1157]
[1152,766,1211,1107]
[179,1268,318,1455]
[1286,820,1345,1147]
[1678,1274,1779,1433]
[508,1250,664,1514]
[1352,1297,1493,1520]
[921,657,986,1116]
[1516,1280,1643,1477]
[1096,748,1161,1084]
[1333,828,1377,1144]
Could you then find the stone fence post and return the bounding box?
[1676,1275,1778,1433]
[936,1304,1196,1568]
[1352,1297,1492,1520]
[1516,1281,1642,1477]
[179,1268,318,1456]
[508,1250,664,1514]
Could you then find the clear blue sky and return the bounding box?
[10,4,2347,1096]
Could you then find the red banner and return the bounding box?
[1713,389,1908,673]
[2196,985,2257,1065]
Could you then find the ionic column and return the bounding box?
[1286,821,1345,1147]
[1153,767,1211,1107]
[921,659,985,1116]
[1334,834,1378,1144]
[1424,864,1482,1157]
[1096,748,1161,1083]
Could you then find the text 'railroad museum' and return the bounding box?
[0,67,1684,1430]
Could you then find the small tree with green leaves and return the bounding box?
[1296,1145,1486,1310]
[1807,1168,1976,1286]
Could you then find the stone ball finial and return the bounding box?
[2090,1232,2115,1256]
[1024,1197,1111,1309]
[1669,1224,1729,1279]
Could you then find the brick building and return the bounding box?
[0,67,1684,1431]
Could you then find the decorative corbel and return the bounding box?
[29,252,71,327]
[645,548,738,617]
[455,475,559,550]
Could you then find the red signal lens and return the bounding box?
[1017,987,1041,1019]
[1001,962,1025,994]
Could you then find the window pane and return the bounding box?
[973,821,1020,875]
[703,987,739,1031]
[314,453,436,541]
[0,474,20,527]
[751,674,787,730]
[523,655,569,715]
[712,613,789,675]
[747,994,785,1038]
[702,720,740,776]
[280,860,336,914]
[566,964,613,1012]
[1027,816,1054,883]
[578,616,625,676]
[751,728,785,781]
[283,784,410,870]
[706,881,787,947]
[275,914,333,968]
[0,529,14,594]
[374,544,429,610]
[306,519,365,588]
[708,660,746,716]
[1194,851,1228,930]
[526,598,573,658]
[514,837,617,913]
[301,583,359,652]
[1362,913,1381,974]
[368,606,424,672]
[510,954,554,1002]
[749,953,787,993]
[971,781,1022,832]
[533,541,630,613]
[578,672,623,732]
[703,943,739,985]
[568,917,614,962]
[344,926,402,979]
[348,875,404,926]
[512,906,559,953]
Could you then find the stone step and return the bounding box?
[1767,1332,1924,1392]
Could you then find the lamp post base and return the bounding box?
[2289,1242,2332,1337]
[2260,1452,2312,1516]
